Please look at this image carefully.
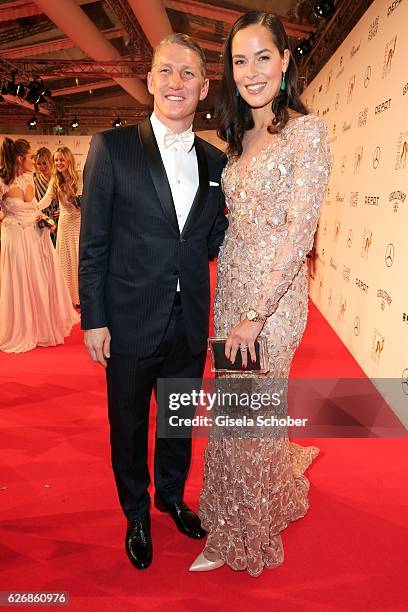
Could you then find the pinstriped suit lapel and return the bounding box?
[138,119,179,235]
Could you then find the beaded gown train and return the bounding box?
[0,173,79,353]
[199,115,331,576]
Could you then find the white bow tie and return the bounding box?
[163,128,195,153]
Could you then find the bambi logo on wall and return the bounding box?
[347,75,356,103]
[354,147,363,174]
[347,229,353,248]
[338,297,347,320]
[361,229,372,258]
[333,220,340,242]
[395,132,408,170]
[382,36,397,78]
[385,243,395,267]
[371,330,385,364]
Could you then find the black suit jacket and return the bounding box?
[79,118,228,357]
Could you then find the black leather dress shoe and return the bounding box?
[155,494,206,539]
[125,511,152,570]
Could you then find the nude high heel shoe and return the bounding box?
[189,550,225,572]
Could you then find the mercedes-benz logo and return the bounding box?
[354,316,360,336]
[402,368,408,396]
[347,229,353,247]
[385,243,395,267]
[364,65,371,88]
[373,146,381,169]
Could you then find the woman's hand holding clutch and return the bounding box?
[225,319,265,368]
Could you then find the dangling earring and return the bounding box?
[280,72,286,92]
[235,86,240,97]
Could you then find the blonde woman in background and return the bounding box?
[39,146,81,305]
[33,147,59,246]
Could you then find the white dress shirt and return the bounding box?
[150,112,199,291]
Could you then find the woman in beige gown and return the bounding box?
[191,12,331,576]
[39,147,81,305]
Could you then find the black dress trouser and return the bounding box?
[106,293,207,520]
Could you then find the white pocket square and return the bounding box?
[209,181,219,187]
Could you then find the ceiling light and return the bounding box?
[112,117,122,128]
[27,116,37,129]
[205,112,212,120]
[16,83,25,98]
[294,38,312,59]
[70,116,79,129]
[314,0,336,19]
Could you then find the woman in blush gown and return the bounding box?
[39,147,81,305]
[0,138,79,353]
[190,12,331,576]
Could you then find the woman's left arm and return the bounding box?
[253,117,331,317]
[226,117,331,365]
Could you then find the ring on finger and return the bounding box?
[240,345,248,351]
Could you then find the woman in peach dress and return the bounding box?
[191,12,331,576]
[39,147,81,305]
[0,137,79,353]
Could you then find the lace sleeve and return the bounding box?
[254,117,331,317]
[37,179,55,211]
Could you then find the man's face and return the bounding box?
[147,43,209,131]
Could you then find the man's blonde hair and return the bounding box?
[151,33,206,77]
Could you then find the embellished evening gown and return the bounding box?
[0,173,79,353]
[199,115,331,576]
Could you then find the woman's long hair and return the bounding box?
[0,137,31,185]
[51,146,79,201]
[217,11,308,156]
[33,147,52,176]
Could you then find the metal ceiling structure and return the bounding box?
[0,0,374,134]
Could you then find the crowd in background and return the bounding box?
[0,137,81,352]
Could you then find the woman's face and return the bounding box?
[53,152,68,173]
[20,148,33,173]
[231,24,289,110]
[36,156,51,177]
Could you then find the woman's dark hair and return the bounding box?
[0,137,31,185]
[217,11,308,156]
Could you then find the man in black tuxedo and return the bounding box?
[79,34,227,570]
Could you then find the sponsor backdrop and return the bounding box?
[303,0,407,424]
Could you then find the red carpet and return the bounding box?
[1,262,407,611]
